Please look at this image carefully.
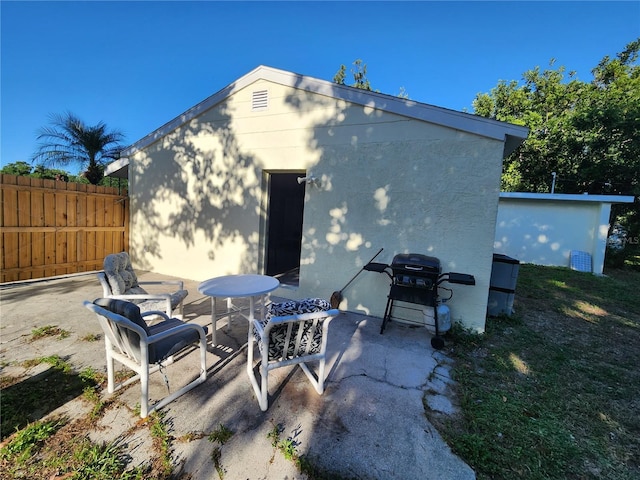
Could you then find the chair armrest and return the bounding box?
[138,280,185,290]
[252,319,266,338]
[107,293,173,301]
[267,309,340,326]
[262,309,339,338]
[107,293,173,316]
[141,310,171,321]
[96,272,111,297]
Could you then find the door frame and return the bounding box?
[258,169,306,279]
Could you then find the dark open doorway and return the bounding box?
[265,172,305,286]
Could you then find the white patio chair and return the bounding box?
[247,298,339,411]
[84,298,207,418]
[97,251,188,318]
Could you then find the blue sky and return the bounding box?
[2,1,639,174]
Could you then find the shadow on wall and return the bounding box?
[130,79,400,273]
[287,80,397,256]
[494,201,602,269]
[130,82,263,273]
[284,76,497,293]
[129,73,500,281]
[494,220,573,265]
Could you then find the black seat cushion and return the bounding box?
[95,297,148,330]
[94,298,148,361]
[148,318,207,363]
[94,298,207,364]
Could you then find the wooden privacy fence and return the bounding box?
[1,174,129,283]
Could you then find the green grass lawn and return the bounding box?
[429,256,640,480]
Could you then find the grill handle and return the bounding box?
[403,265,424,271]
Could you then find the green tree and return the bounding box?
[0,161,127,191]
[333,59,408,97]
[333,59,375,91]
[576,40,640,233]
[472,61,586,193]
[473,40,639,197]
[31,165,71,181]
[0,161,33,176]
[570,39,640,196]
[0,161,68,180]
[32,112,125,185]
[333,64,347,85]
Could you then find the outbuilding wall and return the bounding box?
[128,78,508,332]
[494,193,635,274]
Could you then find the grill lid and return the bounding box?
[391,253,441,273]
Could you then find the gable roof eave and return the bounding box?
[109,65,528,177]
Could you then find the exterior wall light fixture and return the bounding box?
[297,175,320,187]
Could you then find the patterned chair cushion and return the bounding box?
[256,298,331,360]
[104,252,141,295]
[102,252,188,313]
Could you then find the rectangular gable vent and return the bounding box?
[252,90,268,111]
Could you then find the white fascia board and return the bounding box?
[500,192,636,204]
[120,65,529,158]
[104,156,130,178]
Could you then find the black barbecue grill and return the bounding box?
[365,253,475,349]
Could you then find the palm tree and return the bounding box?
[32,112,125,185]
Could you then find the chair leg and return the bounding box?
[299,361,324,395]
[198,336,207,383]
[247,335,261,409]
[246,330,270,411]
[140,358,150,419]
[318,357,326,393]
[106,350,116,393]
[260,363,269,411]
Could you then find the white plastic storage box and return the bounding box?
[488,253,520,317]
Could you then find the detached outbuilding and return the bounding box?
[107,65,528,333]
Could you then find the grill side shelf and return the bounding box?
[441,272,476,285]
[364,262,391,274]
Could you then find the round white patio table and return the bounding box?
[198,274,280,346]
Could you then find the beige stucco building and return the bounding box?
[107,65,528,333]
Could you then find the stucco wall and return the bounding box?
[129,79,507,332]
[494,193,634,274]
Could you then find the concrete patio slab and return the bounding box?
[0,271,475,479]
